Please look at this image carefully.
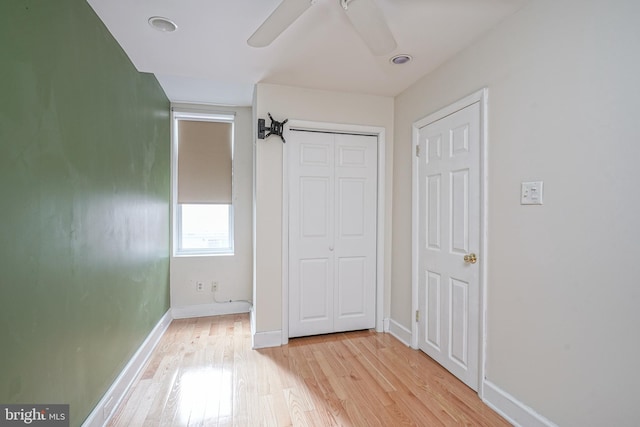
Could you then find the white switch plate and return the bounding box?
[521,181,543,205]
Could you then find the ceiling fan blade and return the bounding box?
[248,0,314,48]
[343,0,397,56]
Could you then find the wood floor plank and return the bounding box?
[108,314,510,426]
[107,378,152,426]
[303,374,347,424]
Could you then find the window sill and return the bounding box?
[173,252,234,258]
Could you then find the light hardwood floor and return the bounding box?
[108,314,510,426]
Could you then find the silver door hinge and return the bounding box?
[416,145,420,157]
[415,310,420,322]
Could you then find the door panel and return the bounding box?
[450,123,470,156]
[301,177,330,237]
[337,256,366,316]
[418,102,480,390]
[289,131,377,337]
[300,143,330,166]
[427,133,442,163]
[338,178,366,237]
[427,174,441,249]
[449,277,469,367]
[338,145,367,167]
[299,259,331,322]
[426,271,441,350]
[450,169,469,254]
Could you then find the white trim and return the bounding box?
[411,88,489,388]
[171,110,235,122]
[171,302,251,319]
[171,111,178,259]
[82,310,172,427]
[414,90,485,127]
[252,330,283,349]
[387,319,412,346]
[171,102,239,116]
[250,304,256,337]
[479,89,490,399]
[281,120,387,343]
[375,128,386,334]
[170,108,236,258]
[411,118,420,349]
[281,126,290,346]
[482,381,558,427]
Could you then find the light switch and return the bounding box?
[521,181,543,205]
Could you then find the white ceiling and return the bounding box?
[87,0,527,106]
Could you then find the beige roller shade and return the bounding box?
[177,120,232,204]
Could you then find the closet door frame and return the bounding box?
[282,120,386,345]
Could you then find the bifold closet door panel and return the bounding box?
[333,133,377,333]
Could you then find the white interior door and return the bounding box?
[289,130,377,338]
[417,102,480,390]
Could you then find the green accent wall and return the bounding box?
[0,1,171,425]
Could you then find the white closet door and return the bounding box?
[289,131,377,338]
[289,132,334,337]
[333,134,377,332]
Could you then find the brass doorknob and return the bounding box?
[463,253,477,264]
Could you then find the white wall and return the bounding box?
[253,83,394,334]
[393,0,640,425]
[170,106,253,315]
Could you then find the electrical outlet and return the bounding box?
[196,281,205,292]
[212,282,219,292]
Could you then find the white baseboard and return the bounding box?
[171,301,251,319]
[250,305,256,335]
[383,317,390,332]
[387,318,412,346]
[82,310,172,427]
[482,380,557,427]
[252,329,282,349]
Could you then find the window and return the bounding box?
[177,204,233,252]
[172,109,234,256]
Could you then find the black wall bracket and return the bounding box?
[258,113,288,143]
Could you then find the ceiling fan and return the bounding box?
[247,0,397,56]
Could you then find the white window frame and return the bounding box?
[171,109,235,257]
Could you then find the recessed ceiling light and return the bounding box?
[390,54,412,65]
[148,16,178,33]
